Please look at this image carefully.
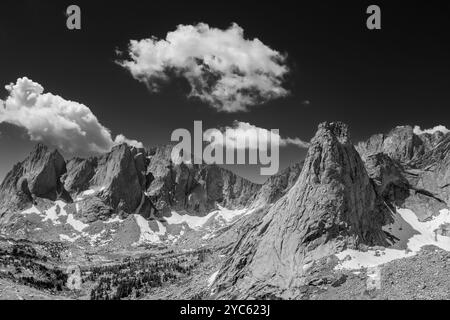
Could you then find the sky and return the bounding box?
[0,1,449,183]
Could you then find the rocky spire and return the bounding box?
[213,122,388,299]
[89,143,147,214]
[0,143,69,215]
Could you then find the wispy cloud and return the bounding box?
[117,23,290,112]
[204,121,309,150]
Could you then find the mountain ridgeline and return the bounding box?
[209,123,450,298]
[0,143,263,222]
[0,122,449,299]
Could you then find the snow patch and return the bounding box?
[76,187,106,201]
[134,215,161,244]
[167,205,250,230]
[208,270,219,287]
[22,206,41,215]
[88,230,107,246]
[336,248,414,270]
[42,201,68,225]
[60,234,81,243]
[336,208,450,270]
[166,211,214,230]
[66,214,89,233]
[82,189,96,196]
[104,216,124,224]
[155,220,166,236]
[22,200,112,247]
[215,205,248,223]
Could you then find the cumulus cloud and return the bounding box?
[413,125,449,135]
[114,134,143,149]
[204,121,309,150]
[117,23,289,112]
[0,77,142,155]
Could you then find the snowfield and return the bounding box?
[130,205,253,245]
[21,201,110,246]
[23,201,68,225]
[20,200,254,247]
[336,208,450,270]
[166,205,249,230]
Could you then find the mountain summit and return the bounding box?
[213,122,389,298]
[0,143,69,216]
[1,122,450,300]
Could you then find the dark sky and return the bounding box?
[0,0,449,183]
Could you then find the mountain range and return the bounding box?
[0,122,449,300]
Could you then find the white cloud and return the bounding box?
[204,121,309,150]
[118,23,289,112]
[0,77,142,155]
[114,134,143,149]
[413,125,449,135]
[281,137,311,148]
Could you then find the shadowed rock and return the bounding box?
[364,153,410,207]
[90,144,145,215]
[145,145,261,216]
[252,162,303,208]
[63,157,97,193]
[357,127,450,220]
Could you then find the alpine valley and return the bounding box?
[0,122,450,300]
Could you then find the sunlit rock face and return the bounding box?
[213,122,388,299]
[0,143,69,216]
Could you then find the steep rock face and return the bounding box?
[63,157,97,193]
[364,153,410,207]
[213,122,388,299]
[145,145,261,216]
[22,144,67,199]
[357,128,449,220]
[145,145,195,213]
[62,144,154,219]
[252,162,303,208]
[402,133,450,219]
[356,126,427,162]
[419,131,445,150]
[362,152,446,221]
[219,168,261,209]
[0,144,69,216]
[90,144,146,214]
